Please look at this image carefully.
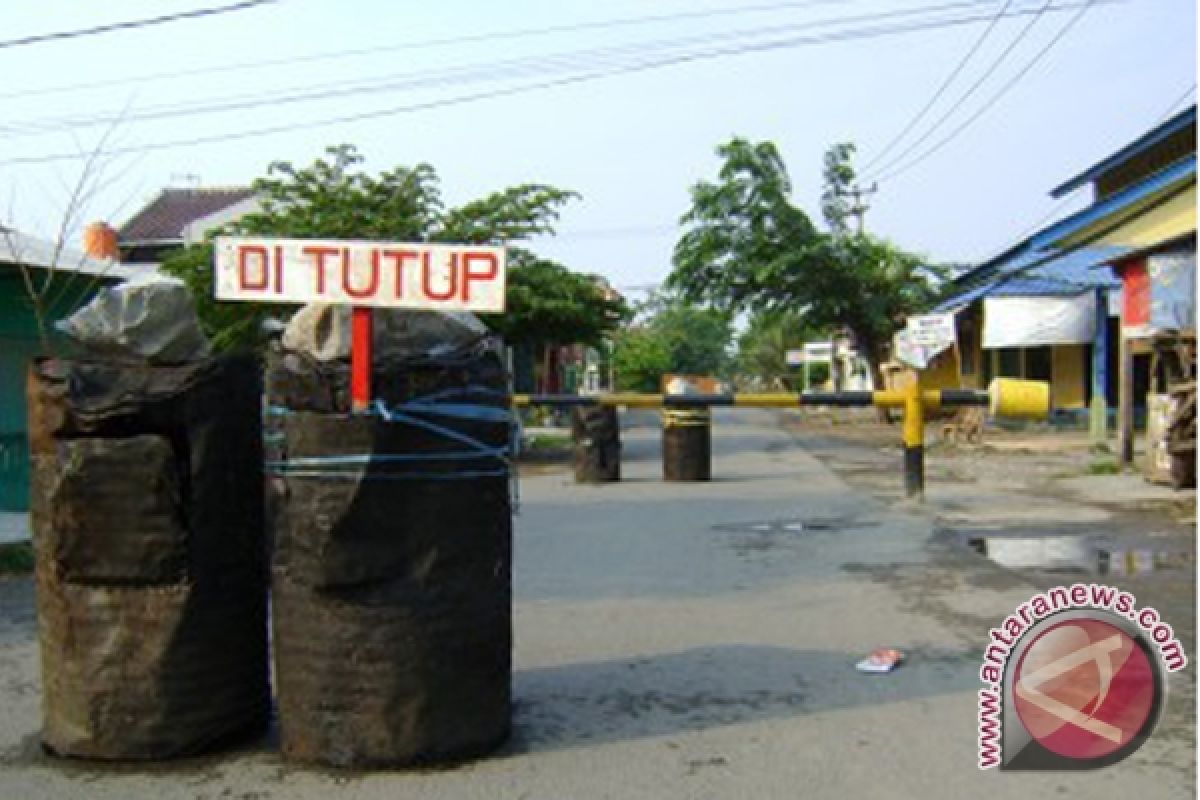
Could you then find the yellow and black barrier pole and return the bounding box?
[513,379,1048,499]
[903,374,927,499]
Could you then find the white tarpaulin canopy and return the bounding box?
[982,293,1096,349]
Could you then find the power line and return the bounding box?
[0,0,855,101]
[0,1,1111,167]
[1,1,1107,142]
[860,0,1014,173]
[864,0,1056,181]
[1011,186,1085,241]
[876,0,1094,183]
[1154,81,1197,123]
[1,0,1006,135]
[0,0,279,51]
[554,224,679,241]
[1010,81,1199,242]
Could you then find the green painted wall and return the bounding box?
[0,269,110,511]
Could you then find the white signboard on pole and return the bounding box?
[214,236,507,311]
[802,341,834,362]
[894,313,956,369]
[785,349,805,367]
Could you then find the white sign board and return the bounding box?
[906,313,956,348]
[785,349,805,367]
[894,313,956,370]
[982,295,1093,348]
[214,236,506,312]
[802,341,834,362]
[893,329,924,370]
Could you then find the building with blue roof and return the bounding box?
[916,106,1195,450]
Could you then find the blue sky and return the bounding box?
[0,0,1194,291]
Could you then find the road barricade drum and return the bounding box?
[571,405,620,483]
[27,355,269,759]
[662,407,712,482]
[266,340,513,767]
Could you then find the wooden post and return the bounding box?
[1117,328,1134,465]
[1089,288,1109,447]
[351,307,373,412]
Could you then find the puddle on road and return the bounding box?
[959,531,1189,576]
[712,517,877,535]
[1099,547,1191,576]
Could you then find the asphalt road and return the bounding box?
[0,409,1192,798]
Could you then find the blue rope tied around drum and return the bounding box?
[265,386,519,511]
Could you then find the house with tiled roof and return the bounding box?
[118,187,259,263]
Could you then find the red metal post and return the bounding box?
[351,306,373,411]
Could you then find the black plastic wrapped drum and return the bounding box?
[267,344,512,767]
[662,407,712,482]
[571,405,620,483]
[27,356,269,759]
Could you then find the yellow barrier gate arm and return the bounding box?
[513,379,1049,500]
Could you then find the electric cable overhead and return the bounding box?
[1010,80,1199,243]
[864,0,1057,182]
[0,0,853,101]
[860,0,1014,173]
[0,0,1014,136]
[2,1,1111,140]
[553,224,679,241]
[874,0,1094,183]
[1154,82,1197,123]
[0,0,1114,166]
[0,0,279,51]
[1011,186,1085,241]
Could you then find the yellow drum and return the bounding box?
[988,378,1050,420]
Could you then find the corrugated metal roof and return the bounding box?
[119,187,256,242]
[1034,155,1196,251]
[1050,106,1196,198]
[994,245,1126,284]
[932,246,1121,312]
[991,275,1101,298]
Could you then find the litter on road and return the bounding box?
[855,648,906,674]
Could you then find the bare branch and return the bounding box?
[4,106,132,355]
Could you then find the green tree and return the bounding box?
[488,254,627,353]
[820,142,858,234]
[162,144,607,352]
[736,310,821,390]
[669,138,943,387]
[612,293,731,391]
[611,328,672,392]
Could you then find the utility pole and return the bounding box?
[827,177,875,389]
[835,182,878,234]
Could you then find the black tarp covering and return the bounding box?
[27,355,269,759]
[571,405,620,483]
[266,342,512,767]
